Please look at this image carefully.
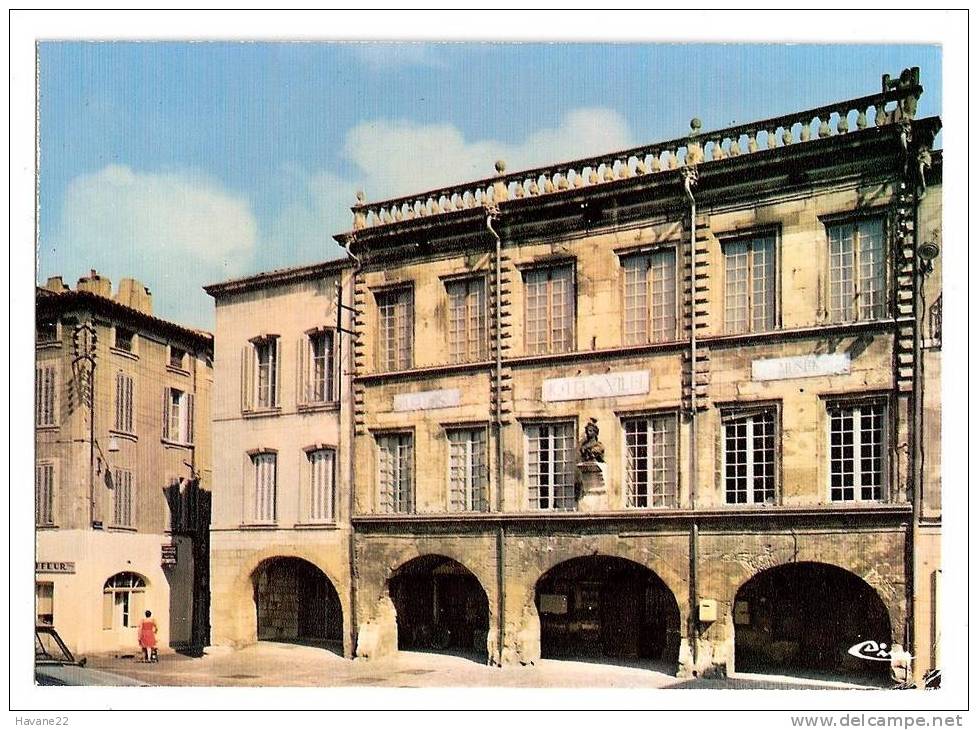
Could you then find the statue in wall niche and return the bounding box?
[579,418,605,463]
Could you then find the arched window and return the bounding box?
[102,572,147,630]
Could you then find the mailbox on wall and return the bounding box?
[698,598,718,623]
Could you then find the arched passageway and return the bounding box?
[733,562,892,683]
[252,557,343,647]
[388,555,490,660]
[534,556,681,667]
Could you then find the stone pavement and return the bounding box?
[85,642,885,690]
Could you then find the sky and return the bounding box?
[37,42,942,330]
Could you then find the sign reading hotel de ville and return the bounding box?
[752,353,851,382]
[542,371,650,402]
[393,388,462,412]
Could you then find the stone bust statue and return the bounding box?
[579,418,605,463]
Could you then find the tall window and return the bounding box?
[35,365,57,427]
[828,217,887,322]
[524,265,575,355]
[377,433,414,513]
[162,388,195,444]
[37,321,58,344]
[829,401,886,502]
[251,452,277,522]
[114,372,134,433]
[448,428,488,512]
[310,330,334,402]
[112,469,133,527]
[723,409,777,505]
[622,250,677,344]
[724,234,777,333]
[623,414,678,508]
[307,448,335,522]
[36,462,55,525]
[36,583,54,626]
[447,277,488,363]
[102,572,146,630]
[376,288,413,371]
[526,422,575,510]
[255,339,279,408]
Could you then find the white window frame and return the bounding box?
[163,387,195,445]
[254,338,280,409]
[375,287,414,372]
[721,407,779,505]
[523,264,576,355]
[722,232,778,334]
[376,432,414,514]
[304,447,336,523]
[36,461,56,526]
[621,248,678,345]
[826,216,888,323]
[446,426,488,512]
[524,421,576,511]
[102,572,146,630]
[35,364,58,427]
[446,276,489,364]
[298,328,336,405]
[112,468,134,527]
[622,413,679,508]
[827,399,887,503]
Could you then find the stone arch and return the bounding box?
[385,554,492,662]
[250,557,343,649]
[731,561,894,684]
[531,554,683,671]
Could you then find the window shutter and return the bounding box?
[186,393,195,445]
[273,339,282,407]
[130,591,145,625]
[102,592,113,630]
[296,337,307,405]
[50,368,58,426]
[161,388,170,440]
[240,345,254,411]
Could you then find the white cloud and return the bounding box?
[47,164,257,327]
[350,42,446,71]
[342,107,633,200]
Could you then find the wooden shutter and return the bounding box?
[273,338,282,407]
[296,337,307,405]
[102,592,113,630]
[161,388,170,440]
[130,591,145,626]
[186,393,195,445]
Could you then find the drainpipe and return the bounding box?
[486,210,506,666]
[682,165,700,670]
[341,238,362,659]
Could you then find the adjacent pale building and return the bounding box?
[35,272,213,655]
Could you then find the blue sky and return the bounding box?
[38,42,941,329]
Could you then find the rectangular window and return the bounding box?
[524,266,575,355]
[724,234,777,333]
[114,372,134,433]
[829,401,886,502]
[162,388,195,444]
[36,583,54,626]
[448,428,488,512]
[36,462,55,525]
[526,422,575,510]
[376,288,414,371]
[252,452,277,522]
[377,433,414,514]
[308,448,335,522]
[623,414,678,508]
[828,217,886,322]
[308,330,335,403]
[447,277,488,363]
[114,327,134,352]
[37,321,58,344]
[255,339,279,408]
[112,469,133,527]
[622,250,677,344]
[35,365,57,427]
[723,409,777,505]
[169,346,186,370]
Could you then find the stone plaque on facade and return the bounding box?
[751,353,851,382]
[393,388,461,412]
[35,561,75,574]
[542,370,650,402]
[539,594,569,615]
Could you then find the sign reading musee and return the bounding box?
[542,371,650,402]
[752,353,851,382]
[393,388,461,412]
[36,561,75,574]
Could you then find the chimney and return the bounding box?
[43,276,68,293]
[116,278,154,315]
[76,269,112,299]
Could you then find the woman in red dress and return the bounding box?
[138,610,158,662]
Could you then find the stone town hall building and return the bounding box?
[206,68,942,683]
